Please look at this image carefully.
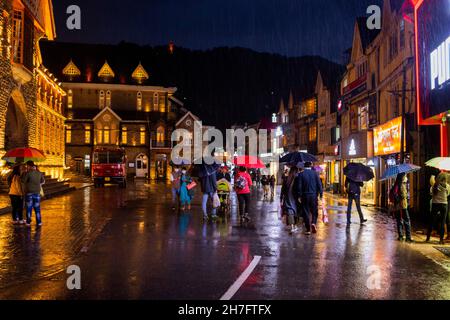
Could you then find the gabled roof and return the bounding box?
[356,17,381,51]
[62,60,81,77]
[176,111,200,127]
[98,61,115,79]
[93,107,122,121]
[132,62,149,83]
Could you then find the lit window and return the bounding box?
[159,96,166,113]
[106,91,111,108]
[12,10,23,64]
[99,90,105,109]
[137,92,142,111]
[153,93,159,111]
[103,126,110,144]
[132,63,149,84]
[309,125,317,142]
[359,104,369,131]
[156,126,165,143]
[62,60,81,78]
[67,90,73,109]
[66,125,72,143]
[98,61,115,80]
[306,99,316,115]
[140,127,146,145]
[85,125,91,144]
[122,127,128,144]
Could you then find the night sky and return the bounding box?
[52,0,383,63]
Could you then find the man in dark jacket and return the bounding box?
[200,172,218,220]
[345,177,367,225]
[296,162,323,235]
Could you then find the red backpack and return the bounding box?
[389,183,400,204]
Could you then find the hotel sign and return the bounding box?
[415,0,450,122]
[373,117,403,156]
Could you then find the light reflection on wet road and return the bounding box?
[0,181,449,299]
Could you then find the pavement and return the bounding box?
[0,182,449,300]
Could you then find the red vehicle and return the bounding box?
[92,147,127,188]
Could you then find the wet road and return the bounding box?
[0,181,449,300]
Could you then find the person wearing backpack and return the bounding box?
[345,177,367,225]
[235,166,253,222]
[391,173,413,242]
[426,173,450,244]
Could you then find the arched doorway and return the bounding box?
[135,154,148,178]
[4,90,28,151]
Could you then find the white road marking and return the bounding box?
[220,255,262,300]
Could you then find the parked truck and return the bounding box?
[92,147,127,188]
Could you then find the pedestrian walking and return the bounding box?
[261,175,270,200]
[200,169,218,221]
[179,167,193,211]
[21,161,45,227]
[269,175,276,201]
[296,162,323,235]
[280,167,298,234]
[426,173,450,244]
[7,164,25,225]
[170,167,181,210]
[235,166,253,222]
[345,177,367,225]
[390,173,413,242]
[255,170,262,188]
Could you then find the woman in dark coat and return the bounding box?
[280,167,299,234]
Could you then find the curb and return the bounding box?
[0,185,93,216]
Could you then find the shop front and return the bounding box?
[323,144,341,194]
[342,130,376,205]
[373,116,415,208]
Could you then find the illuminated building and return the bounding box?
[40,42,196,180]
[0,0,66,180]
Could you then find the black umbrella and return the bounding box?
[280,152,318,164]
[343,163,374,182]
[192,157,221,178]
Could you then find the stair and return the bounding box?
[41,175,75,199]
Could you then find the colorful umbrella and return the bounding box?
[2,147,46,163]
[343,163,374,182]
[280,152,318,164]
[425,157,450,171]
[233,155,266,169]
[379,163,421,181]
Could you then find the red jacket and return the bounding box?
[235,172,252,194]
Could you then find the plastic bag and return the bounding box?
[213,192,221,208]
[322,198,329,224]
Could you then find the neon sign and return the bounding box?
[348,139,356,156]
[430,36,450,90]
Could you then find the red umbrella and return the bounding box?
[233,155,266,169]
[2,147,46,163]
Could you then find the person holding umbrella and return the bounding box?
[426,173,450,245]
[343,162,373,225]
[345,177,367,225]
[7,164,25,225]
[21,161,45,227]
[391,173,413,242]
[235,166,253,222]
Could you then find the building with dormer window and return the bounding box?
[39,41,200,180]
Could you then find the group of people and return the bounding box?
[7,161,45,227]
[261,175,276,201]
[280,162,324,235]
[426,172,450,245]
[170,165,253,223]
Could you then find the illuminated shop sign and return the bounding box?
[348,139,356,156]
[430,36,450,91]
[415,0,450,122]
[373,117,404,156]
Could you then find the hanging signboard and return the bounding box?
[373,116,404,156]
